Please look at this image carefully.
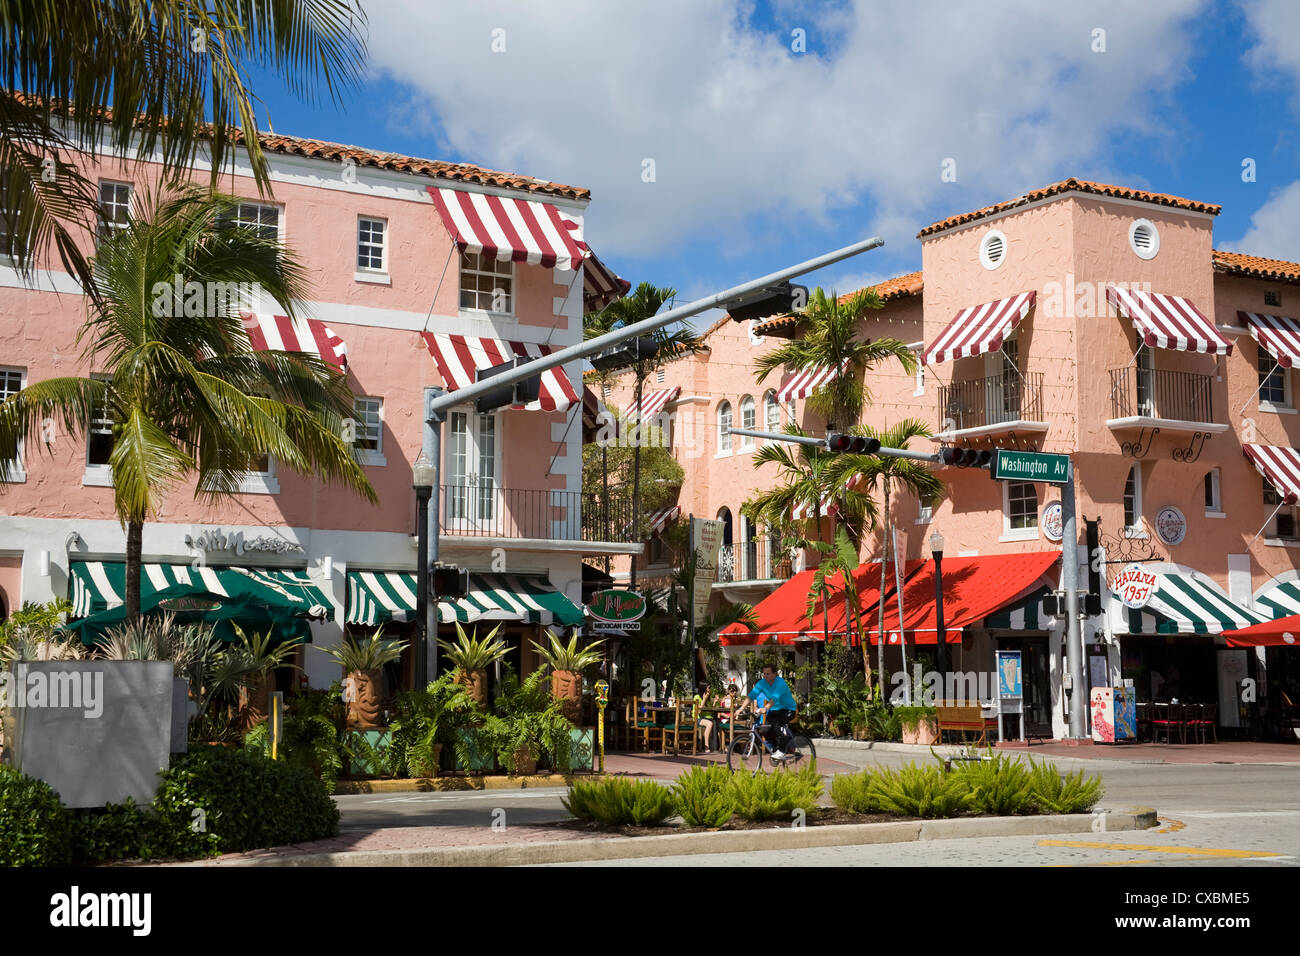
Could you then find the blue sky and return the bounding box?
[247,0,1300,315]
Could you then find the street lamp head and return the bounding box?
[412,450,436,489]
[930,529,945,555]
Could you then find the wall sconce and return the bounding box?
[39,550,51,576]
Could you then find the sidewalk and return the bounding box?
[812,737,1300,765]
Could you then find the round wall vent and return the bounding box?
[1130,219,1160,260]
[980,229,1007,270]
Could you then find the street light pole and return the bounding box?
[413,450,434,689]
[930,529,947,695]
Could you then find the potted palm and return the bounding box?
[230,626,301,730]
[531,629,605,723]
[438,622,509,708]
[315,630,409,729]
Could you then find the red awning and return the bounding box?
[627,386,681,421]
[1106,286,1231,355]
[427,185,587,271]
[422,332,579,413]
[1223,612,1300,648]
[647,505,681,535]
[719,560,924,646]
[923,291,1036,366]
[777,363,839,403]
[584,250,631,311]
[866,551,1060,645]
[1241,311,1300,368]
[241,313,348,369]
[1243,444,1300,504]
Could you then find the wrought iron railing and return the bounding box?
[937,372,1043,432]
[715,538,793,583]
[440,484,640,542]
[1108,367,1216,424]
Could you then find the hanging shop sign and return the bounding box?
[588,589,646,630]
[1154,506,1187,547]
[1111,563,1159,610]
[185,528,304,556]
[1040,502,1063,542]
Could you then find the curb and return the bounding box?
[206,809,1156,867]
[334,774,593,794]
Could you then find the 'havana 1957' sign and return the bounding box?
[1111,563,1159,610]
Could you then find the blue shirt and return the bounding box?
[748,677,796,712]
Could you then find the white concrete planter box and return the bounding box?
[6,661,174,808]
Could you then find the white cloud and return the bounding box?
[365,0,1207,264]
[1240,0,1300,99]
[1221,180,1300,260]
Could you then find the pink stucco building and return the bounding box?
[0,129,637,688]
[601,179,1300,739]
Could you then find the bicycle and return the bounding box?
[725,703,816,773]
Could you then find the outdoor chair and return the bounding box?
[661,699,699,756]
[1152,702,1184,744]
[1191,701,1218,744]
[632,700,664,753]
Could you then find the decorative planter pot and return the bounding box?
[552,669,582,723]
[346,668,385,729]
[852,723,870,741]
[901,717,939,746]
[240,673,276,731]
[457,668,489,708]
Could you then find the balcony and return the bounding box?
[1106,367,1226,434]
[438,483,641,549]
[715,538,793,584]
[934,372,1047,441]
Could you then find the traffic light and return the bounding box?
[937,446,993,468]
[588,336,659,371]
[431,563,469,598]
[475,358,543,413]
[726,281,809,323]
[824,432,882,454]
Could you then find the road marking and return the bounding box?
[1039,840,1283,859]
[1175,810,1300,818]
[1153,818,1185,834]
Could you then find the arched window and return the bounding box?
[764,390,780,434]
[717,401,732,453]
[739,395,755,449]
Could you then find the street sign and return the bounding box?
[992,449,1071,484]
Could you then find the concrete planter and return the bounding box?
[901,717,939,746]
[8,660,173,808]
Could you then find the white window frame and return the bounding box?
[233,455,280,495]
[355,215,389,282]
[656,368,665,386]
[97,180,133,243]
[1123,465,1146,536]
[910,345,925,396]
[763,390,780,443]
[1264,478,1300,543]
[915,490,934,525]
[225,201,282,242]
[716,401,733,457]
[738,395,755,450]
[352,396,385,467]
[83,374,115,486]
[459,251,515,316]
[1258,346,1293,413]
[0,365,26,481]
[1000,480,1038,542]
[1204,468,1224,518]
[444,406,503,529]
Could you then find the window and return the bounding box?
[97,181,132,242]
[446,409,499,523]
[911,347,925,396]
[656,368,665,385]
[352,397,384,465]
[717,401,732,454]
[0,179,25,258]
[357,217,387,272]
[1266,290,1282,308]
[86,377,114,469]
[1004,481,1037,535]
[459,251,513,314]
[1204,468,1222,515]
[1,366,23,477]
[601,383,611,399]
[916,490,934,524]
[1129,218,1160,260]
[220,201,280,241]
[1264,480,1299,540]
[1123,465,1142,532]
[1258,347,1290,407]
[764,390,780,435]
[739,395,755,449]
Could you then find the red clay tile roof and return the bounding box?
[1212,249,1300,285]
[917,178,1220,238]
[753,271,924,335]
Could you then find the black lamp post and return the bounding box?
[413,450,435,689]
[930,529,948,688]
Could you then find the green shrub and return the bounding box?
[869,764,973,818]
[71,798,163,863]
[729,764,822,822]
[860,701,902,741]
[952,754,1035,816]
[830,768,881,813]
[154,747,339,855]
[673,764,734,828]
[892,705,937,729]
[562,777,675,826]
[244,713,344,793]
[340,731,389,779]
[1028,759,1104,814]
[0,765,73,866]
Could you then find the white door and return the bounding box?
[445,408,501,532]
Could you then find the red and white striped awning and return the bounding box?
[777,364,840,403]
[427,185,587,271]
[422,333,579,412]
[1244,444,1300,504]
[648,505,681,535]
[791,473,865,521]
[1107,286,1231,355]
[584,251,631,311]
[626,386,681,421]
[922,291,1035,366]
[241,313,348,369]
[1241,311,1300,368]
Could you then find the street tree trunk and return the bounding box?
[126,518,144,623]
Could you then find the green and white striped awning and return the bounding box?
[69,561,331,620]
[346,571,583,628]
[1254,578,1300,619]
[984,586,1052,630]
[1111,571,1268,635]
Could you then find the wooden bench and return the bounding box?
[936,704,988,746]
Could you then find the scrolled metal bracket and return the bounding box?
[1120,427,1159,459]
[1171,431,1209,464]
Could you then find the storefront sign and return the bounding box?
[1040,502,1063,541]
[1154,506,1187,546]
[1111,563,1159,610]
[588,589,646,624]
[185,528,304,555]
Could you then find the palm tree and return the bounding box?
[584,282,704,587]
[825,419,944,693]
[0,0,368,290]
[0,187,376,619]
[754,287,917,429]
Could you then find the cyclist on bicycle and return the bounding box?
[742,664,798,761]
